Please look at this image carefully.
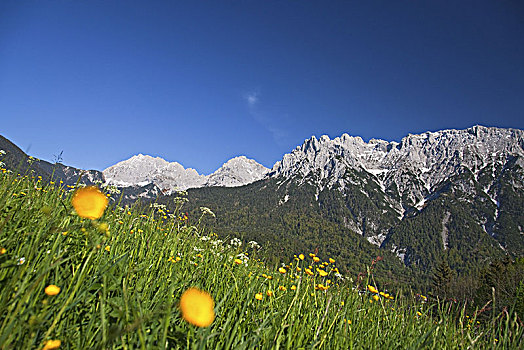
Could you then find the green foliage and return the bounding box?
[475,258,524,318]
[1,165,522,348]
[432,260,454,299]
[162,178,411,291]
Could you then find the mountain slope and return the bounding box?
[0,135,103,186]
[161,126,523,288]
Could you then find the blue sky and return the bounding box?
[1,1,523,174]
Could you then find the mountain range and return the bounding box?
[1,125,523,288]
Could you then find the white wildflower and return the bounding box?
[247,240,260,250]
[200,207,215,217]
[230,237,242,247]
[236,252,249,263]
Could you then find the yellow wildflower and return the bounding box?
[291,285,297,291]
[279,286,287,291]
[367,285,378,294]
[317,269,328,277]
[278,267,286,274]
[266,290,274,297]
[255,293,263,300]
[372,294,380,301]
[0,247,6,255]
[42,339,61,350]
[329,258,335,263]
[104,246,110,252]
[44,285,61,296]
[71,186,108,219]
[98,222,109,233]
[179,287,215,327]
[305,268,314,276]
[234,258,242,265]
[299,254,305,260]
[313,256,320,263]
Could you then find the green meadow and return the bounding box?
[0,168,522,349]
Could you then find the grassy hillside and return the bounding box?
[0,168,522,349]
[160,178,416,290]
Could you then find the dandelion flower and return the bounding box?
[278,267,286,274]
[291,285,297,291]
[45,285,61,296]
[42,339,61,350]
[255,293,263,300]
[318,269,328,277]
[367,285,378,294]
[71,186,108,219]
[179,287,215,327]
[299,254,305,260]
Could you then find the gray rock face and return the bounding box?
[271,125,524,210]
[103,154,269,192]
[205,156,269,187]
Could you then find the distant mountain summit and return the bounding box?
[205,156,270,188]
[271,125,524,214]
[103,154,269,192]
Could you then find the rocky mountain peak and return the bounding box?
[205,156,269,187]
[103,154,269,191]
[271,126,524,208]
[103,154,205,189]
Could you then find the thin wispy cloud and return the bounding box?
[243,91,288,146]
[244,92,259,107]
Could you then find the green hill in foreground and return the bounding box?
[0,169,522,349]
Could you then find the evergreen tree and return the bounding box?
[432,260,454,299]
